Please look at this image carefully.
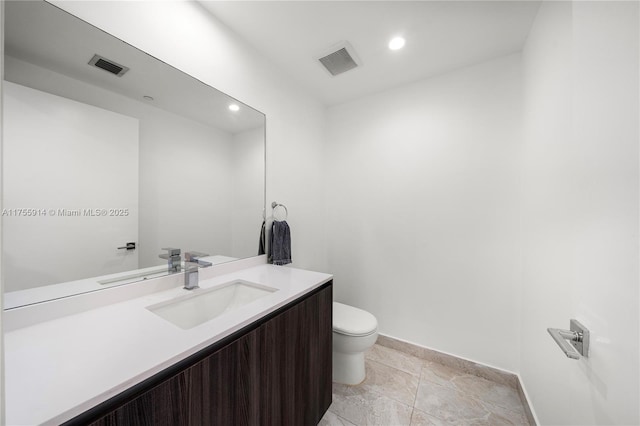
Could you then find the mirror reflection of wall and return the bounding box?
[2,1,265,301]
[3,79,141,292]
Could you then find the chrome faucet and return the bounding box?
[183,251,213,290]
[159,247,181,273]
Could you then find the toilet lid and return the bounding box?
[333,302,378,337]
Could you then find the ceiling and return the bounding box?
[200,1,542,106]
[5,0,265,134]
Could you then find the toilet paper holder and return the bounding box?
[547,319,589,360]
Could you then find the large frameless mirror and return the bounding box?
[2,0,266,309]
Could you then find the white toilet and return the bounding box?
[332,302,378,385]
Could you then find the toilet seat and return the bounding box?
[333,302,378,337]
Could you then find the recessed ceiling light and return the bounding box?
[388,37,406,51]
[228,104,240,112]
[143,95,154,101]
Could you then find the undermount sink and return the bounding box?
[146,280,278,329]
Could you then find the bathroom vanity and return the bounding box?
[3,264,333,425]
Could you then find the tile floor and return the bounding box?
[319,344,531,426]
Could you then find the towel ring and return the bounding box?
[271,201,288,221]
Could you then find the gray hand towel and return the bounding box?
[270,220,291,265]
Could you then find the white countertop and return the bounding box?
[4,264,332,425]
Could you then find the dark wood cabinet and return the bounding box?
[66,281,332,426]
[259,281,332,426]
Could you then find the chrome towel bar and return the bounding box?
[547,319,589,360]
[272,201,288,221]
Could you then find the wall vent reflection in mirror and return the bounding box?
[88,54,129,77]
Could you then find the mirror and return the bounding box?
[2,1,266,309]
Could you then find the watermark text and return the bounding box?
[2,208,130,217]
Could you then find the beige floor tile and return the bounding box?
[420,361,468,389]
[413,380,491,424]
[410,408,454,425]
[471,399,531,426]
[366,344,425,377]
[329,342,530,426]
[450,374,523,413]
[331,382,413,426]
[319,409,358,426]
[360,359,420,406]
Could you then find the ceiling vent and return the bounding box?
[88,54,129,77]
[317,41,361,77]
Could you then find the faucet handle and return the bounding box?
[185,251,208,261]
[185,251,212,268]
[161,247,181,257]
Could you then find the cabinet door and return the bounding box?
[259,285,332,425]
[91,331,259,426]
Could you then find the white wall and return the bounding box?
[325,54,523,372]
[50,0,328,273]
[231,127,265,258]
[521,2,639,424]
